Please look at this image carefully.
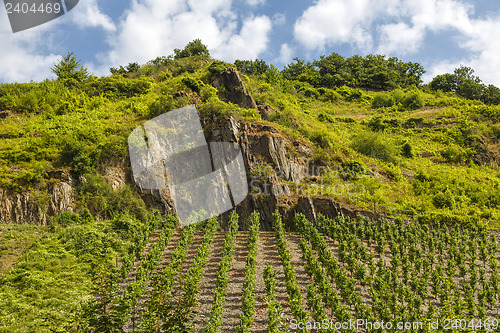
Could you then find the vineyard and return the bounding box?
[77,211,500,332]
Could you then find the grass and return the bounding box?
[0,215,141,332]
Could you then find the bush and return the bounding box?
[317,112,334,123]
[208,61,227,76]
[401,142,414,158]
[174,39,210,59]
[61,140,97,175]
[148,95,175,117]
[77,174,147,221]
[432,191,455,209]
[402,90,425,110]
[309,130,331,148]
[372,93,395,108]
[339,160,368,181]
[111,212,142,238]
[441,145,470,164]
[351,131,397,162]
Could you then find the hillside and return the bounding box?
[0,41,500,331]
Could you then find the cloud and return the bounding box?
[293,0,475,53]
[294,0,500,86]
[246,0,266,5]
[0,17,61,82]
[69,0,116,31]
[276,43,293,66]
[104,0,272,67]
[377,22,425,55]
[294,0,390,51]
[425,14,500,86]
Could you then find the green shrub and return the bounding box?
[208,61,227,76]
[385,163,402,182]
[51,211,81,227]
[367,116,386,131]
[61,140,97,175]
[77,174,147,221]
[111,212,142,238]
[309,130,331,148]
[372,93,395,108]
[317,112,334,123]
[401,142,414,158]
[319,88,342,102]
[334,117,356,123]
[391,89,405,104]
[339,160,368,181]
[148,95,175,117]
[159,70,173,81]
[441,144,470,164]
[402,90,425,110]
[417,212,480,227]
[432,191,455,209]
[351,131,397,162]
[182,76,203,93]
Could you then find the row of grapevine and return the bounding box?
[203,211,240,333]
[77,214,178,332]
[236,212,261,333]
[263,264,286,333]
[113,216,177,327]
[160,217,220,331]
[120,212,174,279]
[313,213,500,323]
[271,211,310,333]
[138,223,198,331]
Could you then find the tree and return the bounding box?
[173,39,210,59]
[314,52,347,87]
[234,59,269,75]
[51,52,89,82]
[429,73,456,92]
[282,57,318,83]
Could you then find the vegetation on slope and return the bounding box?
[0,40,499,226]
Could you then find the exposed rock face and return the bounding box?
[257,104,276,120]
[0,169,75,224]
[211,67,258,110]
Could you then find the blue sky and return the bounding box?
[1,0,500,86]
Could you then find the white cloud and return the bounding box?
[293,0,474,53]
[0,17,61,82]
[294,0,393,51]
[276,43,293,66]
[211,15,272,61]
[377,22,424,55]
[425,15,500,86]
[246,0,266,6]
[294,0,500,86]
[69,0,116,31]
